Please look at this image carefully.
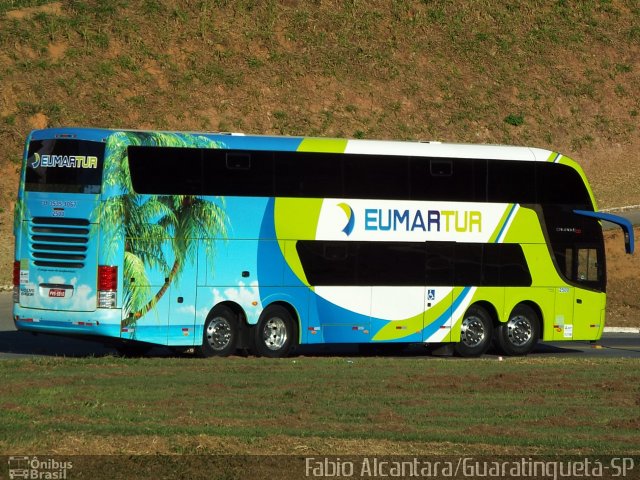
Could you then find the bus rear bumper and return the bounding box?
[13,306,122,339]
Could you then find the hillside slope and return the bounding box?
[0,0,638,321]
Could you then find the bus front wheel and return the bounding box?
[199,305,239,357]
[454,305,493,357]
[254,305,297,358]
[495,304,540,356]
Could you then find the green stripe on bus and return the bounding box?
[297,138,348,153]
[489,204,514,243]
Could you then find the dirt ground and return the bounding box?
[0,161,18,289]
[604,226,640,327]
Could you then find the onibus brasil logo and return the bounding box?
[31,152,98,169]
[8,456,73,479]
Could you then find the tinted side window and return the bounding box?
[275,152,343,198]
[297,241,427,286]
[410,158,486,202]
[487,160,537,203]
[129,146,203,194]
[343,155,409,199]
[537,162,591,207]
[129,147,275,196]
[484,243,532,286]
[358,242,426,285]
[454,243,483,285]
[295,241,359,285]
[296,241,530,287]
[202,149,274,196]
[454,244,531,286]
[129,145,591,208]
[425,243,454,284]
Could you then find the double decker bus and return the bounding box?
[12,128,634,357]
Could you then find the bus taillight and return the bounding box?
[12,261,20,303]
[97,265,117,309]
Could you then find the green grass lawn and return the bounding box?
[1,356,638,456]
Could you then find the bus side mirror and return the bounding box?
[573,210,635,255]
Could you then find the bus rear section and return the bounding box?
[13,132,121,339]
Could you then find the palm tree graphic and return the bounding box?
[102,131,228,327]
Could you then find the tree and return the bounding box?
[101,131,228,326]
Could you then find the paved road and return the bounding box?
[1,292,638,359]
[602,208,640,229]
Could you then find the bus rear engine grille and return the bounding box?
[29,217,90,269]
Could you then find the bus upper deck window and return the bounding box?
[226,153,250,170]
[430,160,452,177]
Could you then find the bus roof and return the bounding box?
[29,127,557,163]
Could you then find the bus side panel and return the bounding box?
[197,239,277,327]
[167,282,197,346]
[449,287,503,342]
[124,290,170,344]
[474,287,506,323]
[121,238,175,344]
[309,287,372,343]
[370,286,426,343]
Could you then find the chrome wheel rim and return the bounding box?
[262,317,287,351]
[460,315,486,347]
[206,316,232,351]
[507,315,533,347]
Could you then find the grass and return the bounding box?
[1,356,638,455]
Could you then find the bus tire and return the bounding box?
[454,305,493,357]
[496,304,540,356]
[254,305,296,358]
[199,305,239,357]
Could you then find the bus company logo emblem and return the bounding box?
[338,203,355,236]
[31,152,98,169]
[31,153,41,169]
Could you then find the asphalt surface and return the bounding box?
[1,292,638,359]
[601,208,640,237]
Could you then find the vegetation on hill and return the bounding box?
[0,1,638,321]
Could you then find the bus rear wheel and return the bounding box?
[495,304,539,356]
[454,305,493,357]
[254,305,296,358]
[198,305,238,357]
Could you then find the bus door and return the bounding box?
[553,245,605,340]
[572,246,605,339]
[422,243,454,343]
[422,287,453,343]
[552,245,578,340]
